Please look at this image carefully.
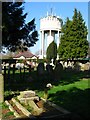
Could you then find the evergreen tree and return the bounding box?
[2,2,38,52]
[88,43,90,58]
[46,41,57,62]
[76,11,88,57]
[58,17,72,59]
[58,8,89,59]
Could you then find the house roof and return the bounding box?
[14,51,37,58]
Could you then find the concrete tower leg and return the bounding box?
[40,31,42,56]
[41,30,44,58]
[57,30,60,48]
[49,30,51,36]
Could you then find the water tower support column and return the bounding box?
[49,30,51,36]
[41,30,44,58]
[57,30,60,48]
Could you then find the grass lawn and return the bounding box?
[3,69,90,120]
[37,78,90,120]
[50,79,90,119]
[35,70,90,120]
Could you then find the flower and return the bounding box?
[46,83,52,88]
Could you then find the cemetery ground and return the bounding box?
[1,68,90,120]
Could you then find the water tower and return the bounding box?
[40,10,62,58]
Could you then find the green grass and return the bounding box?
[36,78,90,120]
[49,79,89,94]
[0,102,14,119]
[3,111,14,118]
[37,78,89,99]
[52,80,89,119]
[2,102,9,109]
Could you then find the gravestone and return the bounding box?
[17,90,39,104]
[37,62,45,75]
[46,64,53,74]
[46,64,54,80]
[23,91,35,98]
[54,62,63,81]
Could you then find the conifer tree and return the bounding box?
[2,2,38,52]
[58,8,89,59]
[87,43,90,58]
[58,17,72,59]
[46,41,57,62]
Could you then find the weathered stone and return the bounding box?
[46,64,53,74]
[12,98,34,117]
[18,96,39,104]
[74,62,81,71]
[75,62,90,71]
[21,90,36,98]
[81,62,90,71]
[29,100,43,116]
[54,62,63,81]
[17,90,39,105]
[5,100,20,118]
[37,62,45,75]
[46,64,54,80]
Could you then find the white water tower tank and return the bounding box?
[40,13,62,58]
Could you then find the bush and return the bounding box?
[4,90,20,100]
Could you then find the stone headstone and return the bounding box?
[54,62,63,81]
[82,62,90,71]
[37,62,45,75]
[46,64,53,74]
[17,90,39,104]
[22,90,35,98]
[46,64,54,80]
